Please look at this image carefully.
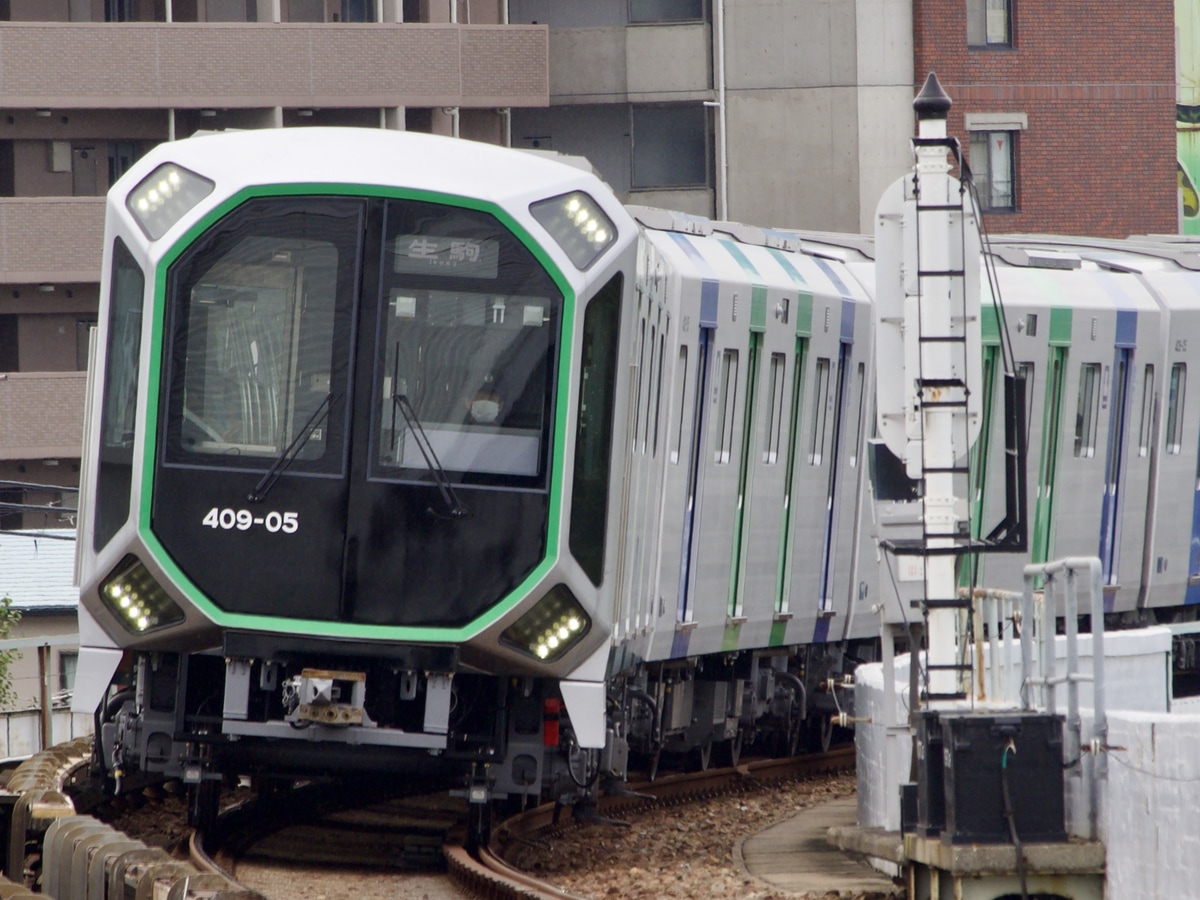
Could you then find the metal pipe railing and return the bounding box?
[1022,556,1107,838]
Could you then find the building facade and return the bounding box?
[0,0,548,528]
[508,0,916,235]
[914,0,1178,237]
[0,0,1187,535]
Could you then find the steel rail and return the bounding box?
[446,745,856,900]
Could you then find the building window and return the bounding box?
[967,0,1011,47]
[630,0,704,23]
[59,651,78,694]
[341,0,373,21]
[76,317,97,371]
[1073,363,1101,458]
[969,130,1015,210]
[109,142,139,186]
[105,0,135,20]
[631,105,708,189]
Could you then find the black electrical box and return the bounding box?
[940,712,1066,845]
[900,782,918,834]
[914,710,945,837]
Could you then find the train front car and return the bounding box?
[72,128,637,825]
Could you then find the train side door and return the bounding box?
[1032,345,1068,565]
[677,325,712,623]
[815,341,850,620]
[1099,336,1134,584]
[774,336,808,616]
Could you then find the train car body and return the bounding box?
[73,126,1200,828]
[73,129,877,827]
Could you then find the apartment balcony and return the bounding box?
[0,198,104,284]
[0,372,86,460]
[0,22,548,110]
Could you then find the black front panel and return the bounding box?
[342,199,561,627]
[152,195,562,629]
[154,198,363,621]
[344,482,549,627]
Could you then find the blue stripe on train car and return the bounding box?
[1114,308,1137,348]
[813,257,852,298]
[671,628,691,658]
[841,298,855,342]
[700,280,719,327]
[1188,490,1200,604]
[667,233,721,327]
[813,617,831,643]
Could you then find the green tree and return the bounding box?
[0,596,22,710]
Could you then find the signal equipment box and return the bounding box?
[940,712,1066,845]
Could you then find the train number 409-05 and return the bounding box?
[201,508,299,534]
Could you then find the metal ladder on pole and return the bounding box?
[911,135,974,703]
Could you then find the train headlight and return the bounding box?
[501,585,591,662]
[530,191,616,270]
[126,163,214,240]
[99,555,185,634]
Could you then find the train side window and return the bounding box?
[570,274,623,586]
[1073,362,1101,458]
[1138,364,1155,457]
[762,353,786,464]
[849,361,866,467]
[643,323,657,453]
[1017,361,1035,447]
[652,330,666,457]
[94,237,144,551]
[810,357,831,466]
[1167,363,1187,455]
[714,348,739,464]
[633,318,646,452]
[671,344,688,464]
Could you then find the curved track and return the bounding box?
[0,738,852,899]
[448,746,856,900]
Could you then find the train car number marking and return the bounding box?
[202,508,299,534]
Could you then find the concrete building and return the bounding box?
[511,0,1179,237]
[508,0,916,234]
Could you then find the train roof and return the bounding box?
[119,127,613,210]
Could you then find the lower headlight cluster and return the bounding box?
[501,584,590,662]
[100,555,185,634]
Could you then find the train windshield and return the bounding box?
[161,197,361,473]
[370,199,562,488]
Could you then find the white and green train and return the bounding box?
[70,125,1200,832]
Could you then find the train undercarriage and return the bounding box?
[92,640,870,836]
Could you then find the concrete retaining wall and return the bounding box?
[1103,711,1200,899]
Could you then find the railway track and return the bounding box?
[0,738,853,899]
[450,746,857,900]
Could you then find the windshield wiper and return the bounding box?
[392,393,470,519]
[248,393,335,503]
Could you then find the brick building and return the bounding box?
[914,0,1179,237]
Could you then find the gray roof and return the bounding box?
[0,530,77,612]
